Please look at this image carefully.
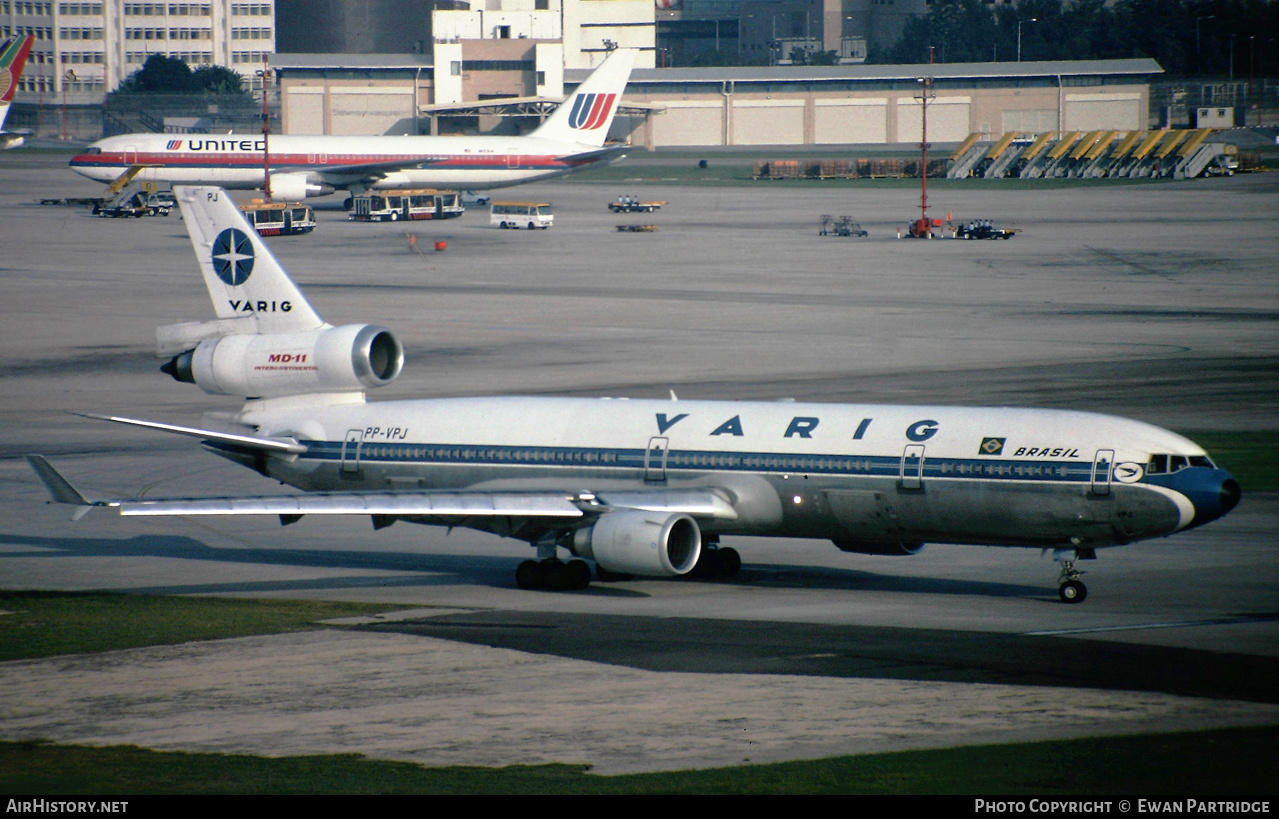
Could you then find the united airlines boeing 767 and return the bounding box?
[28,186,1241,602]
[68,49,634,201]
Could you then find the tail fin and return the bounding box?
[0,34,35,130]
[173,186,325,334]
[531,48,635,147]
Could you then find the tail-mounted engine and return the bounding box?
[571,510,702,576]
[162,324,403,398]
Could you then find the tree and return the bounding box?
[113,54,249,96]
[126,54,194,93]
[191,65,245,95]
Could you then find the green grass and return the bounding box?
[1183,430,1279,492]
[2,726,1275,794]
[0,591,395,662]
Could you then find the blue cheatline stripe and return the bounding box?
[297,440,1096,484]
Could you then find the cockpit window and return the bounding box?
[1148,453,1216,474]
[82,147,102,155]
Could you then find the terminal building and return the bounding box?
[3,0,1163,149]
[273,54,1162,148]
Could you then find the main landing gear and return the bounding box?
[1054,547,1095,604]
[516,558,592,591]
[691,544,742,579]
[514,545,743,591]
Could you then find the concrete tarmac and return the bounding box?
[0,152,1276,776]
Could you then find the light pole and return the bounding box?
[1017,17,1037,62]
[1196,14,1215,74]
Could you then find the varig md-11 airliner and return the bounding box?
[29,187,1241,602]
[68,49,635,201]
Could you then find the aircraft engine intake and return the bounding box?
[831,538,926,556]
[572,510,702,576]
[163,324,403,398]
[267,172,333,200]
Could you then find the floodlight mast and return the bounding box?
[913,74,935,238]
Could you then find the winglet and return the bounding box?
[26,455,99,520]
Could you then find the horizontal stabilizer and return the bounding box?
[73,412,307,454]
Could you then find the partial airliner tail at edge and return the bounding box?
[0,34,35,149]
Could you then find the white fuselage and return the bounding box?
[222,394,1232,550]
[70,132,616,192]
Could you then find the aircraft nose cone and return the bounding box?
[1176,468,1242,529]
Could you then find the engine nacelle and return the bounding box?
[268,172,333,201]
[832,538,926,557]
[572,510,702,577]
[163,324,403,398]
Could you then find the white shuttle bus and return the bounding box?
[490,201,553,230]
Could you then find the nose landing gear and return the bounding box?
[1054,548,1095,603]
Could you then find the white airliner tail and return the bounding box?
[174,186,325,334]
[159,187,403,399]
[530,48,635,147]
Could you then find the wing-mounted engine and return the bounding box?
[162,323,403,398]
[268,172,334,200]
[570,510,702,576]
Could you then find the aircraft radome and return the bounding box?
[68,48,635,202]
[29,187,1241,603]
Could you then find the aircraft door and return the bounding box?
[341,429,363,475]
[645,437,669,482]
[124,146,138,165]
[1091,449,1114,496]
[900,445,925,490]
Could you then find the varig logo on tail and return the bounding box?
[212,228,255,286]
[568,92,617,130]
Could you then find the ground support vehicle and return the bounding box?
[491,202,553,229]
[349,189,463,222]
[609,196,665,213]
[955,221,1017,240]
[240,201,317,236]
[92,190,174,218]
[819,215,867,237]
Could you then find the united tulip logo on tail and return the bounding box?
[568,93,617,130]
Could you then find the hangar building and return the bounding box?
[274,55,1162,147]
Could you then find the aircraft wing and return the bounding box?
[308,156,459,188]
[27,455,739,523]
[305,143,627,188]
[114,491,587,519]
